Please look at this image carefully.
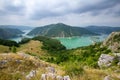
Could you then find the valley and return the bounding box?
[4,23,112,49]
[0,23,120,80]
[0,31,120,80]
[0,0,120,80]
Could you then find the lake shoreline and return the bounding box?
[8,30,108,49]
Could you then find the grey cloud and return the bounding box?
[114,10,120,16]
[4,4,24,12]
[0,0,120,27]
[74,0,120,15]
[0,10,6,16]
[0,0,25,16]
[30,9,62,20]
[31,0,120,20]
[1,0,120,20]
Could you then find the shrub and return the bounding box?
[19,38,30,44]
[0,38,19,47]
[64,62,85,76]
[11,46,16,53]
[32,36,66,51]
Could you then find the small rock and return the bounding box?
[114,69,120,73]
[56,75,63,80]
[64,75,70,80]
[18,52,30,58]
[117,62,120,66]
[41,74,47,80]
[15,60,22,64]
[26,70,36,80]
[104,75,112,80]
[0,60,7,65]
[47,72,56,79]
[46,67,55,73]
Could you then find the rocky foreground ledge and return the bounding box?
[26,67,70,80]
[0,52,71,80]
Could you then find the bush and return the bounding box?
[64,62,85,76]
[32,36,66,51]
[0,39,19,47]
[56,53,69,64]
[11,46,16,53]
[19,38,30,44]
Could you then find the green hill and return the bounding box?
[27,23,97,37]
[0,28,24,39]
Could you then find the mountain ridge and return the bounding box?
[85,25,120,34]
[0,25,33,30]
[0,28,24,39]
[27,23,97,37]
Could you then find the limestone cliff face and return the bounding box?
[102,32,120,52]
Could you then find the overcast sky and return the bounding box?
[0,0,120,27]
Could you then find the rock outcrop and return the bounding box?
[40,66,71,80]
[98,54,115,68]
[102,32,120,52]
[104,75,112,80]
[26,70,37,80]
[98,53,120,68]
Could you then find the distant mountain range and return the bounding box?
[0,24,120,39]
[27,23,97,37]
[0,25,33,39]
[0,25,33,30]
[0,28,24,39]
[85,26,120,34]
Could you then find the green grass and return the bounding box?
[0,45,10,53]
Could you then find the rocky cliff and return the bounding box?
[102,32,120,52]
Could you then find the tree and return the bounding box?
[12,46,16,53]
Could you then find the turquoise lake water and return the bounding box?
[56,37,92,49]
[56,35,107,49]
[9,30,108,49]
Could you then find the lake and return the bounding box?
[56,35,107,49]
[9,30,108,49]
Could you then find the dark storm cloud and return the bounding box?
[76,0,120,13]
[30,0,120,20]
[78,0,120,15]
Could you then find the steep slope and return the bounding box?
[102,31,120,52]
[85,26,120,34]
[28,23,97,37]
[0,25,33,30]
[0,28,24,39]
